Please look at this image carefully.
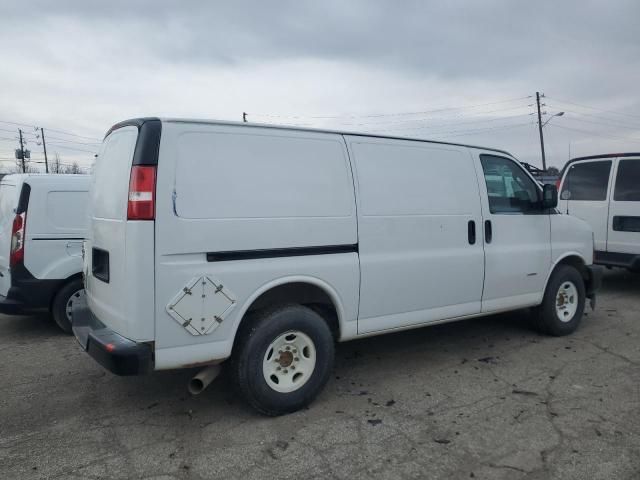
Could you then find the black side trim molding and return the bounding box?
[207,244,358,262]
[31,237,84,241]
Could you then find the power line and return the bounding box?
[248,96,533,120]
[546,97,640,120]
[548,124,640,144]
[16,130,101,147]
[0,119,101,141]
[432,122,535,138]
[325,104,534,128]
[545,107,640,130]
[380,112,534,132]
[38,135,101,145]
[560,115,640,132]
[46,143,98,154]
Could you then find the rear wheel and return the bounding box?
[51,278,85,334]
[230,304,334,416]
[534,265,586,336]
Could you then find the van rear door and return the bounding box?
[607,157,640,254]
[85,124,155,342]
[0,180,18,296]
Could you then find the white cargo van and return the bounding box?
[74,118,602,415]
[558,153,640,272]
[0,174,90,332]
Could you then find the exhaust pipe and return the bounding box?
[188,364,222,395]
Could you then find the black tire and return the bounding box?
[51,278,84,334]
[534,265,586,336]
[230,304,335,416]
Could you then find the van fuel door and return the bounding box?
[66,241,83,257]
[167,276,236,335]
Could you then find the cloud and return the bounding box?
[1,1,639,171]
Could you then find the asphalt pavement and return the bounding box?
[1,269,638,479]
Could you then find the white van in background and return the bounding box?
[0,174,90,332]
[74,118,602,415]
[558,153,640,272]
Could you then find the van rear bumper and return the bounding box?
[0,264,65,314]
[0,294,30,315]
[72,299,153,376]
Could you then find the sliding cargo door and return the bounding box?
[345,137,485,334]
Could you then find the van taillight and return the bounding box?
[10,212,26,267]
[127,165,156,220]
[555,179,562,190]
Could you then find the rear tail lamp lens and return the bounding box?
[127,165,156,220]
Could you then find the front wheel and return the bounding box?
[230,304,335,416]
[51,278,85,334]
[534,265,586,336]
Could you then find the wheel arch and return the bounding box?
[230,276,346,352]
[544,253,590,294]
[48,272,83,311]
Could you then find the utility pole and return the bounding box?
[536,91,547,171]
[242,112,247,123]
[40,127,49,173]
[18,129,26,173]
[41,128,49,173]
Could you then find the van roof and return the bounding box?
[0,173,89,186]
[560,152,640,176]
[106,117,517,158]
[570,152,640,162]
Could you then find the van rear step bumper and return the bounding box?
[72,300,153,376]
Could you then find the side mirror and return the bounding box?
[542,184,558,209]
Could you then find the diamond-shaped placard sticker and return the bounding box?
[167,276,236,336]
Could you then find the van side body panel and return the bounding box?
[23,175,89,280]
[153,122,359,368]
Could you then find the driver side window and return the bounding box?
[480,155,541,214]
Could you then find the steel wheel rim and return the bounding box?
[65,289,85,322]
[555,281,578,323]
[262,330,316,393]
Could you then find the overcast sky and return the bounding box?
[1,0,639,172]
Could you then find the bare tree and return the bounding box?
[52,153,62,174]
[64,162,82,174]
[11,164,39,174]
